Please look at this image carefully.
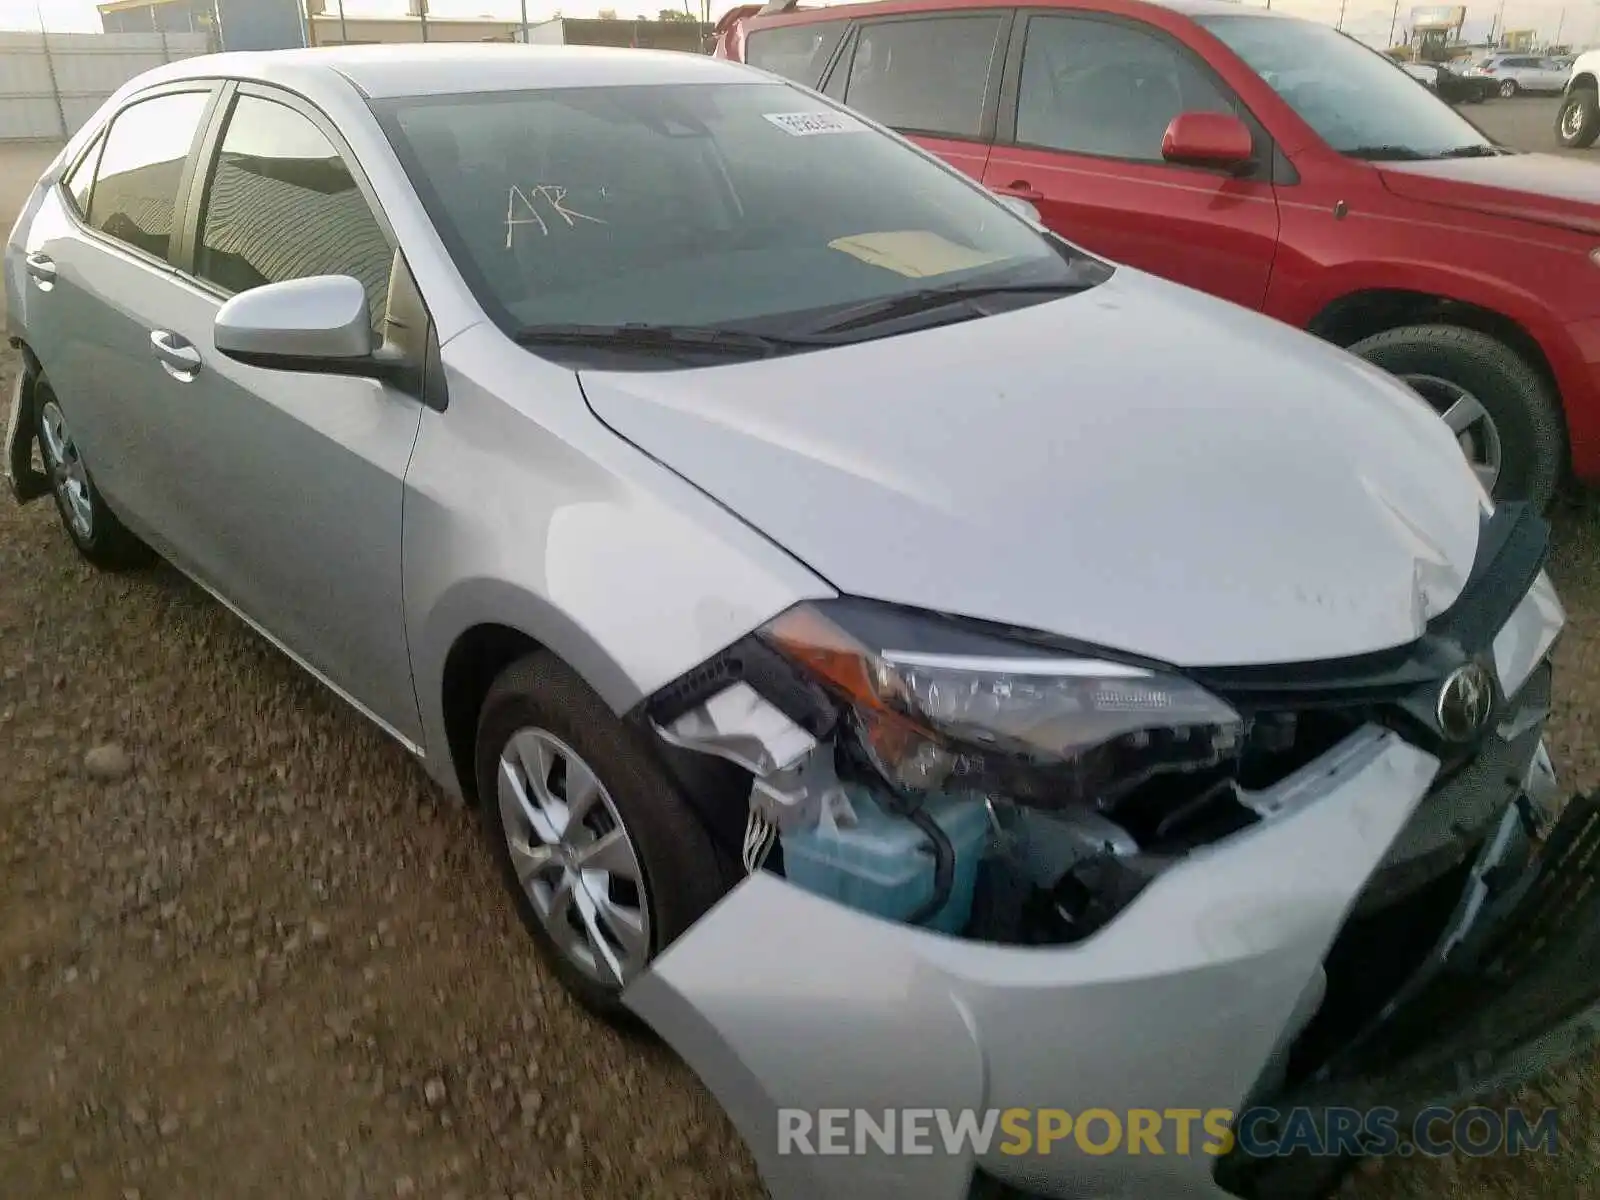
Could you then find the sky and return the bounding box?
[4,0,1600,51]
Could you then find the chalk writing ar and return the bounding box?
[505,185,606,248]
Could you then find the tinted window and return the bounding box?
[843,16,1004,139]
[197,94,393,333]
[1016,16,1236,161]
[379,82,1102,338]
[87,91,211,260]
[745,20,847,85]
[1199,15,1491,159]
[63,134,105,217]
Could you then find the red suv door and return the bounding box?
[821,11,1013,184]
[982,9,1281,311]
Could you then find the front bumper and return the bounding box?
[628,727,1496,1199]
[627,725,1599,1200]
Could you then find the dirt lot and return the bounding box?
[4,100,1600,1200]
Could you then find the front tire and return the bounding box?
[34,384,151,570]
[474,651,727,1021]
[1558,87,1600,147]
[1348,325,1564,510]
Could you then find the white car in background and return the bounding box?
[1463,53,1570,97]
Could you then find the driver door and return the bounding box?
[145,84,426,745]
[981,11,1280,311]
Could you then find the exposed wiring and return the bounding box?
[742,807,778,874]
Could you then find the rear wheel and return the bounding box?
[1558,87,1600,147]
[1348,324,1564,510]
[1499,78,1519,98]
[34,384,152,570]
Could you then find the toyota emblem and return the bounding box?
[1436,661,1496,742]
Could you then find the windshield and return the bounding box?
[373,82,1103,352]
[1197,15,1494,159]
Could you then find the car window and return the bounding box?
[842,16,1005,140]
[63,134,105,218]
[1015,15,1236,161]
[196,93,393,333]
[86,91,211,261]
[744,19,848,85]
[1199,15,1491,160]
[376,81,1105,341]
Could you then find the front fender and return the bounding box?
[411,576,645,794]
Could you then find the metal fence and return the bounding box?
[0,30,212,142]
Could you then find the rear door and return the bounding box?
[23,85,221,525]
[820,11,1011,183]
[981,10,1279,312]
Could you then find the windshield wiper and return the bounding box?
[804,281,1093,337]
[1342,145,1432,161]
[511,322,824,359]
[1436,143,1505,158]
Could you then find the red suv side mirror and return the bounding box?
[1161,112,1255,172]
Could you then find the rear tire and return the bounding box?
[1348,324,1564,511]
[474,651,728,1023]
[1499,78,1519,98]
[33,382,152,571]
[1557,87,1600,148]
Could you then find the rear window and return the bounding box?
[744,19,848,85]
[375,81,1096,337]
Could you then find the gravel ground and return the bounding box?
[6,113,1600,1198]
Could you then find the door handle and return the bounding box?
[992,182,1045,202]
[150,329,202,380]
[25,252,56,288]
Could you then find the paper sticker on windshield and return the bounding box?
[763,111,867,137]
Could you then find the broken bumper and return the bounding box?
[623,728,1441,1198]
[625,727,1600,1200]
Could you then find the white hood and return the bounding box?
[580,268,1486,668]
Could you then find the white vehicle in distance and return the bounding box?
[1462,52,1571,96]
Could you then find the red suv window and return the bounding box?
[744,19,849,84]
[836,15,1006,140]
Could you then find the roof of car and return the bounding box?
[148,43,756,100]
[744,0,1288,23]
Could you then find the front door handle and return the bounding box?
[24,252,56,288]
[150,329,201,381]
[992,181,1045,203]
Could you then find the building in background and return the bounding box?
[515,16,712,53]
[98,0,307,50]
[310,14,524,44]
[97,0,217,36]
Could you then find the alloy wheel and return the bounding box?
[1562,99,1586,139]
[1401,373,1502,494]
[1499,79,1517,98]
[38,399,93,540]
[496,727,651,987]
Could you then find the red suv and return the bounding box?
[715,0,1600,509]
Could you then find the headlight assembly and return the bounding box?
[759,600,1245,813]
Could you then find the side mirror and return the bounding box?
[1160,112,1255,173]
[214,274,379,373]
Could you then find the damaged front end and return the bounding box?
[622,501,1594,1200]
